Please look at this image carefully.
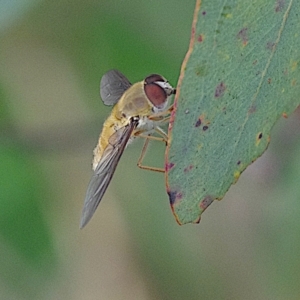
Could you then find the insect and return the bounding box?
[80,70,176,228]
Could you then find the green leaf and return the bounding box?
[166,0,300,224]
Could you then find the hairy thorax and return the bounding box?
[92,82,154,170]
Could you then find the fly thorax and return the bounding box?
[132,97,149,110]
[120,82,150,117]
[122,96,149,116]
[122,102,134,113]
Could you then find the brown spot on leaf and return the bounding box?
[237,28,248,46]
[253,59,258,65]
[168,190,183,205]
[184,165,194,173]
[199,195,214,211]
[197,34,204,42]
[195,114,210,130]
[267,41,275,50]
[168,191,177,205]
[268,78,272,84]
[165,162,175,172]
[195,118,202,127]
[215,82,226,98]
[248,105,256,113]
[202,11,206,16]
[256,132,263,146]
[275,0,285,12]
[282,112,288,118]
[194,217,201,224]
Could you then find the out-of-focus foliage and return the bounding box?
[1,1,300,299]
[0,83,57,298]
[0,144,57,299]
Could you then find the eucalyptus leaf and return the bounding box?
[166,0,300,224]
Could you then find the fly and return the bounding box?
[80,70,176,228]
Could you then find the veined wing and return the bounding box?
[80,118,139,228]
[100,69,132,106]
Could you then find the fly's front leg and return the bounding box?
[148,104,173,123]
[136,126,168,145]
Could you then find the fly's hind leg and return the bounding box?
[136,132,168,173]
[154,127,168,145]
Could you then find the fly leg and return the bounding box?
[148,104,173,123]
[136,135,165,173]
[135,105,173,172]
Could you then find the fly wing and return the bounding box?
[80,118,139,228]
[100,70,132,106]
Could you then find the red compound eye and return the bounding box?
[144,82,167,107]
[144,74,168,108]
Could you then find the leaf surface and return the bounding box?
[166,0,300,224]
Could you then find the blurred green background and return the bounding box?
[1,1,300,299]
